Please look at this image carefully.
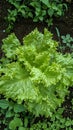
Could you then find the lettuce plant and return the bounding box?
[0,29,73,117]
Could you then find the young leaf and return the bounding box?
[9,117,23,130]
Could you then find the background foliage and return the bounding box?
[6,0,68,31]
[0,95,73,130]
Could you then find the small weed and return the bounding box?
[55,27,73,53]
[61,34,73,49]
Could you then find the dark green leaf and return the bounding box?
[0,99,9,109]
[14,104,25,113]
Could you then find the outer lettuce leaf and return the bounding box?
[0,29,73,117]
[2,33,20,59]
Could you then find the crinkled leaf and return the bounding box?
[2,33,20,58]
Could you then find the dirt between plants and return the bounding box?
[0,0,73,120]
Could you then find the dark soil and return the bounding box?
[0,0,73,126]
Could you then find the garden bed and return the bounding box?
[0,0,73,130]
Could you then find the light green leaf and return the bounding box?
[18,127,26,130]
[9,117,23,130]
[40,0,50,7]
[2,33,20,58]
[24,117,28,128]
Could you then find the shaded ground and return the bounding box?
[0,0,73,123]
